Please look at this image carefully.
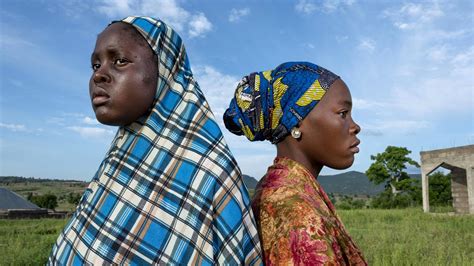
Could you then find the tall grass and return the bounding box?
[0,219,67,265]
[339,208,474,265]
[0,209,472,265]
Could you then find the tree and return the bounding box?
[31,194,58,210]
[429,172,453,206]
[67,192,82,205]
[366,146,419,195]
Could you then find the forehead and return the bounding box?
[321,79,352,106]
[94,23,148,53]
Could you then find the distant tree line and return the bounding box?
[0,176,85,184]
[26,192,82,210]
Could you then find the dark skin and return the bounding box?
[276,79,361,178]
[89,22,158,126]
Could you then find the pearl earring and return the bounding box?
[291,127,301,139]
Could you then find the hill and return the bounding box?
[241,172,421,196]
[318,171,384,196]
[2,172,421,202]
[242,174,258,190]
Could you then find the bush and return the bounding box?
[336,196,366,210]
[67,192,82,205]
[30,194,58,210]
[370,190,419,209]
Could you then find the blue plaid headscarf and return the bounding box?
[224,62,339,144]
[49,16,262,265]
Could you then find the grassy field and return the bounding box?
[340,208,474,265]
[0,208,472,265]
[1,179,87,212]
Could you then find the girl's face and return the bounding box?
[297,79,361,170]
[89,22,157,126]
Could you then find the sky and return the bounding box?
[0,0,473,181]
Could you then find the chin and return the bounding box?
[328,157,354,170]
[95,114,121,127]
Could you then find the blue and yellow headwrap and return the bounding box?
[224,62,340,144]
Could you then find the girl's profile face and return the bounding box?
[297,79,361,170]
[89,22,157,126]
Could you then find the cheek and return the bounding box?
[88,78,94,97]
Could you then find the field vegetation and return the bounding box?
[0,208,472,265]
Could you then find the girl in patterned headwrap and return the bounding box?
[224,62,366,265]
[48,17,262,265]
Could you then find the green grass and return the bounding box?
[0,209,472,265]
[339,208,474,265]
[0,219,68,265]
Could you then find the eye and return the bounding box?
[114,58,129,66]
[91,63,100,71]
[338,110,348,119]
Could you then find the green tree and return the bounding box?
[67,192,82,205]
[429,172,453,206]
[31,194,58,210]
[366,146,420,195]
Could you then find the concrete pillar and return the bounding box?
[451,167,469,213]
[468,167,474,214]
[421,168,430,213]
[420,145,474,214]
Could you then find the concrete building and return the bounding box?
[420,145,474,214]
[0,187,48,218]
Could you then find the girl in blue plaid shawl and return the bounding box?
[48,16,262,265]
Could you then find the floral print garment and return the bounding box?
[252,157,366,265]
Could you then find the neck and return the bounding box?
[276,139,323,178]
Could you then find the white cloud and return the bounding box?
[188,12,212,38]
[352,98,386,110]
[383,2,444,30]
[141,0,190,32]
[193,65,239,121]
[68,126,114,138]
[336,35,349,43]
[323,0,356,12]
[389,41,473,117]
[229,8,250,22]
[362,119,430,136]
[96,0,189,31]
[95,0,212,37]
[0,34,36,48]
[390,75,473,117]
[0,123,27,132]
[426,45,449,62]
[96,0,136,18]
[451,46,474,67]
[357,38,376,52]
[82,116,99,125]
[295,0,317,14]
[295,0,355,14]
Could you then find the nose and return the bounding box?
[92,65,111,84]
[350,118,361,135]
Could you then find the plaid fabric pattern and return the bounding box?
[48,16,262,265]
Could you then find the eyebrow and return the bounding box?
[339,100,352,107]
[90,46,121,61]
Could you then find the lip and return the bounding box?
[91,88,110,106]
[350,139,361,153]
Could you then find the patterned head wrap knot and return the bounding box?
[224,61,339,144]
[49,17,262,265]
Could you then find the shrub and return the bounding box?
[30,194,58,210]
